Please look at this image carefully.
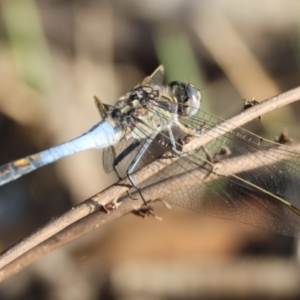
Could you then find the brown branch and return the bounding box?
[1,140,300,282]
[0,197,143,282]
[139,142,300,200]
[0,86,300,280]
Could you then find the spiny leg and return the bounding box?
[113,140,142,200]
[163,122,202,156]
[126,137,153,206]
[162,126,198,159]
[113,140,141,180]
[126,127,189,205]
[126,125,200,210]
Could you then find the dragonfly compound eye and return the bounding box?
[185,84,201,116]
[168,81,201,117]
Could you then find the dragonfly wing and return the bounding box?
[102,147,115,173]
[136,145,300,237]
[102,137,141,177]
[103,133,173,178]
[131,107,300,237]
[163,174,300,237]
[142,65,164,86]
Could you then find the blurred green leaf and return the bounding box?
[2,0,52,91]
[154,26,210,112]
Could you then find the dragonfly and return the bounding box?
[1,66,300,237]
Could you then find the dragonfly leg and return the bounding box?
[199,145,231,179]
[162,122,202,159]
[113,140,141,180]
[127,137,153,206]
[167,127,181,156]
[176,122,202,137]
[166,127,195,158]
[111,140,142,200]
[202,145,231,165]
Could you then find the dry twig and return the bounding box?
[1,86,300,281]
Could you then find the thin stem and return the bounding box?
[0,86,300,280]
[1,141,300,281]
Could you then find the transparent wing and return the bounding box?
[103,133,173,178]
[142,65,164,86]
[163,172,300,237]
[129,107,300,237]
[102,146,116,174]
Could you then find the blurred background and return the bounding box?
[1,0,300,299]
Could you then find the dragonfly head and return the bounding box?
[168,81,201,117]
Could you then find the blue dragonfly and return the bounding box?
[1,66,300,237]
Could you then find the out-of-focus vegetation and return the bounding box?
[1,1,300,299]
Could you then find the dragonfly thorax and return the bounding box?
[107,84,175,140]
